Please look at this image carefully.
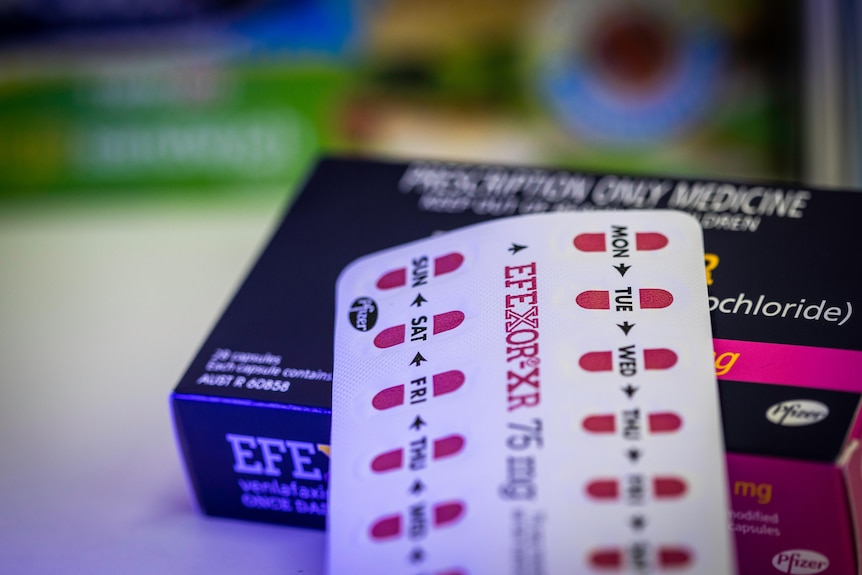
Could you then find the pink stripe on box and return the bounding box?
[713,338,862,392]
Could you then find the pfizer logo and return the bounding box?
[765,400,829,427]
[349,297,378,332]
[772,549,829,574]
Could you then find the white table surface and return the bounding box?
[0,197,326,574]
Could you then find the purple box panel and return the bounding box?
[727,453,855,574]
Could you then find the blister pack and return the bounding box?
[328,211,734,574]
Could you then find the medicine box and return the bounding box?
[171,158,862,573]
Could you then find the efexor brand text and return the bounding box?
[226,433,323,480]
[503,262,541,412]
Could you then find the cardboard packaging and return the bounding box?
[718,341,862,574]
[171,158,862,572]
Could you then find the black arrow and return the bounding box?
[410,479,425,495]
[617,321,635,335]
[411,293,428,307]
[409,547,425,564]
[410,352,427,367]
[630,515,646,530]
[509,243,528,254]
[627,448,641,462]
[622,384,638,398]
[410,416,427,431]
[614,263,631,277]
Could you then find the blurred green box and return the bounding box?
[0,62,353,201]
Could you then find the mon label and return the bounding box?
[772,549,829,574]
[765,400,829,427]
